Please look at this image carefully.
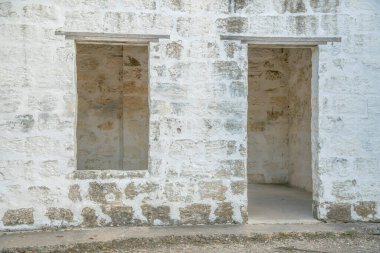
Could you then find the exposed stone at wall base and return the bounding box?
[214,203,234,224]
[231,181,246,195]
[141,204,171,225]
[46,208,73,222]
[326,204,352,222]
[88,182,122,204]
[3,208,34,226]
[102,206,134,226]
[81,207,101,227]
[316,202,380,222]
[179,204,211,225]
[354,201,377,219]
[125,183,138,200]
[199,181,227,201]
[240,206,248,224]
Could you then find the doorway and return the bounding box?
[247,47,317,223]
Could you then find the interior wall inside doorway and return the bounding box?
[247,47,312,192]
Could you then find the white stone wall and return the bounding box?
[0,0,379,230]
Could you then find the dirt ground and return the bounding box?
[4,233,378,253]
[94,235,380,253]
[124,237,380,253]
[1,224,380,253]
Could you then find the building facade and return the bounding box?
[0,0,379,231]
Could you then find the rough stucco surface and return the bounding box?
[0,0,379,230]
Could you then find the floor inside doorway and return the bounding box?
[248,184,318,224]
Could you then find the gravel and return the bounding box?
[3,233,379,253]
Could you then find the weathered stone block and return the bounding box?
[224,119,244,134]
[3,208,34,226]
[213,61,243,80]
[88,182,122,204]
[180,204,211,225]
[214,202,233,224]
[14,114,34,132]
[0,2,16,17]
[165,41,183,59]
[326,203,351,221]
[152,65,166,77]
[229,81,246,98]
[216,160,245,178]
[125,183,138,200]
[224,41,242,58]
[151,100,190,116]
[234,0,249,11]
[68,184,82,202]
[164,0,189,12]
[354,201,376,219]
[310,0,340,13]
[102,205,134,226]
[239,144,247,156]
[208,101,246,117]
[140,182,159,194]
[46,208,73,222]
[206,83,227,97]
[287,15,318,35]
[240,206,248,223]
[81,207,99,227]
[141,204,171,224]
[216,17,248,33]
[231,180,246,195]
[124,182,159,199]
[273,0,306,14]
[199,181,227,201]
[164,181,194,203]
[205,140,237,157]
[125,0,156,10]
